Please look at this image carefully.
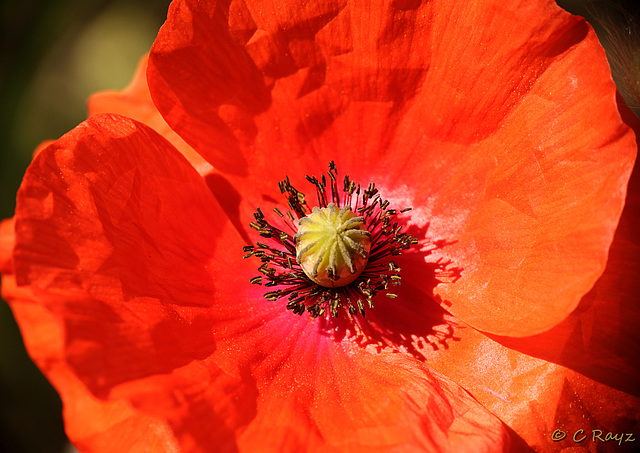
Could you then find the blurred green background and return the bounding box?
[0,1,169,451]
[0,1,637,452]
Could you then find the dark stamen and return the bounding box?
[245,162,416,318]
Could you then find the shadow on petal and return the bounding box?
[205,173,252,244]
[316,220,465,363]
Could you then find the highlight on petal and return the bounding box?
[148,0,637,336]
[426,322,640,452]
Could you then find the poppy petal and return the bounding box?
[423,121,640,449]
[206,264,508,452]
[4,274,512,452]
[487,104,640,401]
[148,0,636,336]
[238,345,511,452]
[331,249,640,451]
[430,324,640,451]
[2,277,179,453]
[417,34,636,335]
[14,113,221,301]
[88,58,252,239]
[12,113,231,398]
[9,113,261,449]
[389,254,640,451]
[171,254,512,452]
[148,224,511,451]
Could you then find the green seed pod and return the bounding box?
[294,203,371,287]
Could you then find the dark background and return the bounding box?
[0,1,637,452]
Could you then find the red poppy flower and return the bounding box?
[2,0,639,452]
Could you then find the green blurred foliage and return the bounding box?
[0,1,637,452]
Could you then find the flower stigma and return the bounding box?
[244,162,417,318]
[295,203,371,287]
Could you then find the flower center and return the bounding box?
[244,162,416,318]
[295,203,371,287]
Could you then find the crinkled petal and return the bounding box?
[12,113,238,411]
[239,347,511,453]
[490,103,640,392]
[9,114,263,451]
[426,324,640,452]
[148,0,636,336]
[386,252,640,452]
[14,114,220,305]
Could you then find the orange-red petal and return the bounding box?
[3,277,179,453]
[428,323,640,452]
[424,107,640,450]
[8,114,265,451]
[148,0,636,336]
